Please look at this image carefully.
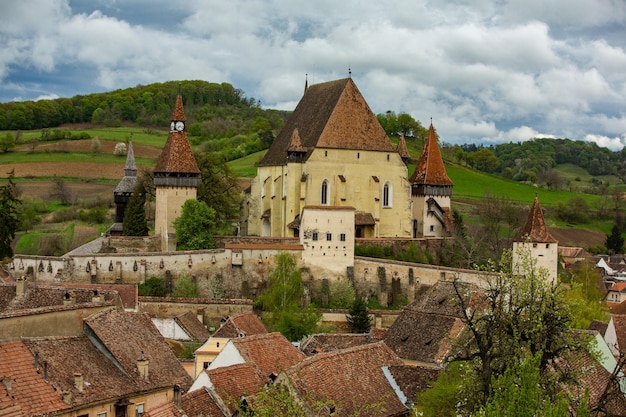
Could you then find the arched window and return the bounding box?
[321,179,330,205]
[382,182,392,207]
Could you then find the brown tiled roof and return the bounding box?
[231,332,305,378]
[143,401,185,417]
[609,300,626,314]
[407,280,478,318]
[259,78,396,166]
[300,333,375,356]
[514,197,558,243]
[22,335,140,408]
[355,211,376,226]
[212,312,268,338]
[176,311,211,342]
[280,342,408,417]
[205,363,265,413]
[0,282,120,313]
[172,94,186,122]
[409,123,453,186]
[31,281,137,310]
[155,95,198,174]
[84,308,193,391]
[396,134,410,160]
[387,365,441,404]
[182,387,225,417]
[287,128,306,153]
[611,314,626,352]
[0,339,70,416]
[588,320,608,336]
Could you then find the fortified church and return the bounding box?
[244,77,454,239]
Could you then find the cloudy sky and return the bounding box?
[1,0,625,149]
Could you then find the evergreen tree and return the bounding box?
[0,170,21,260]
[605,224,624,254]
[122,184,148,236]
[346,296,372,333]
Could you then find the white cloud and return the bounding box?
[584,134,626,151]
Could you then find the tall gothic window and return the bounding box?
[383,182,392,207]
[321,179,329,205]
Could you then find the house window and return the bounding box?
[546,244,550,248]
[321,179,330,205]
[340,233,346,242]
[326,233,332,241]
[136,403,145,417]
[382,182,392,207]
[312,232,318,241]
[430,225,434,232]
[97,413,107,417]
[203,361,210,369]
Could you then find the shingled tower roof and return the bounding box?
[259,78,396,166]
[154,94,199,175]
[514,196,557,243]
[114,141,138,194]
[410,123,453,186]
[396,134,410,164]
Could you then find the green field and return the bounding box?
[7,126,169,147]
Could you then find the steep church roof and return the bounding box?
[154,95,199,174]
[514,196,558,243]
[409,123,453,186]
[259,78,396,166]
[396,134,410,161]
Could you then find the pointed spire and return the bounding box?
[171,94,186,122]
[396,134,410,164]
[515,197,557,243]
[304,74,308,95]
[124,140,136,177]
[409,123,453,186]
[287,128,306,153]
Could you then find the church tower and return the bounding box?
[154,93,200,251]
[110,140,138,236]
[409,123,454,237]
[512,197,558,284]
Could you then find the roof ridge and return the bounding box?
[410,123,453,186]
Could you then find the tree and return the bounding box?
[258,252,320,341]
[173,199,217,250]
[195,151,242,233]
[0,171,21,260]
[419,246,587,415]
[49,175,74,205]
[346,297,371,333]
[468,148,500,173]
[0,132,15,153]
[172,273,200,298]
[329,279,356,308]
[605,224,624,255]
[138,277,167,297]
[122,184,149,236]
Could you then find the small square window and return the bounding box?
[340,233,346,242]
[97,412,107,417]
[136,403,145,417]
[312,232,318,241]
[326,233,332,241]
[430,225,434,232]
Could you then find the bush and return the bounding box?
[114,142,127,156]
[138,277,167,297]
[329,279,356,308]
[172,274,200,298]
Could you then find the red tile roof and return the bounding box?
[409,123,453,187]
[176,310,211,342]
[231,332,305,378]
[0,340,70,416]
[143,401,185,417]
[155,95,199,174]
[514,196,558,243]
[259,78,396,166]
[205,363,265,413]
[300,333,376,356]
[279,342,408,417]
[181,387,225,417]
[611,314,626,352]
[213,312,268,338]
[396,134,410,160]
[171,94,186,122]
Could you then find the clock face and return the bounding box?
[175,121,185,131]
[170,121,175,131]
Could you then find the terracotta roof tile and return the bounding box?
[287,128,306,153]
[155,95,199,174]
[205,363,265,413]
[514,197,558,243]
[231,332,305,378]
[611,314,626,352]
[279,342,408,417]
[387,365,441,404]
[212,312,268,339]
[143,401,185,417]
[410,123,453,186]
[396,134,410,160]
[181,387,225,417]
[259,78,396,166]
[172,94,186,122]
[176,311,211,342]
[84,308,193,391]
[300,333,375,356]
[0,339,70,416]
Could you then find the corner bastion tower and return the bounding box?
[409,123,454,237]
[512,196,558,284]
[245,77,413,238]
[154,93,200,251]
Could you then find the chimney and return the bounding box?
[74,372,84,392]
[137,356,149,381]
[16,276,27,297]
[2,376,11,391]
[196,308,204,324]
[174,384,182,408]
